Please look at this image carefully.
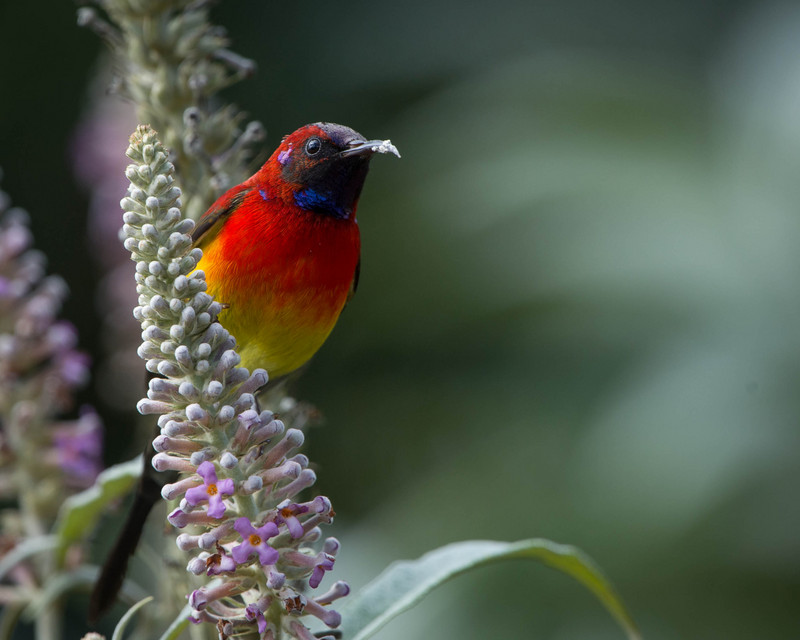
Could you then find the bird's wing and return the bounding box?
[346,257,360,304]
[191,185,251,248]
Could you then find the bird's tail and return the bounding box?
[88,432,175,624]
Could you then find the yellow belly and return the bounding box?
[217,298,339,379]
[194,192,360,381]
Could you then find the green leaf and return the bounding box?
[22,566,98,621]
[157,579,221,640]
[0,535,58,582]
[20,565,149,623]
[158,603,193,640]
[112,596,154,640]
[338,538,640,640]
[54,456,142,561]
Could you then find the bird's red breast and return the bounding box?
[198,185,360,378]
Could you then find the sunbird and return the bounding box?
[194,122,400,378]
[89,123,399,621]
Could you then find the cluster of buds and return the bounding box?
[0,182,101,527]
[121,126,347,639]
[78,0,265,221]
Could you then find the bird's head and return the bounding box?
[260,122,400,221]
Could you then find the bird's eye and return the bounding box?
[305,137,322,155]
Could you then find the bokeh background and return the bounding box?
[1,0,799,638]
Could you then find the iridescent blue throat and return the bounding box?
[294,188,349,219]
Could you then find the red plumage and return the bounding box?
[191,123,397,379]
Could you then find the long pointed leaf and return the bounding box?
[21,565,148,622]
[22,566,98,621]
[158,603,193,640]
[112,596,154,640]
[0,536,58,582]
[54,456,142,561]
[338,538,640,640]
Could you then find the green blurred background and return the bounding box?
[1,0,799,638]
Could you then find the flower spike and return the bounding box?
[121,125,347,638]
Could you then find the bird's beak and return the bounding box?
[340,139,401,159]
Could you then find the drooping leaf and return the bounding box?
[338,538,640,640]
[21,565,148,623]
[158,603,193,640]
[22,566,98,621]
[112,596,154,640]
[158,577,223,639]
[0,535,58,582]
[54,456,142,561]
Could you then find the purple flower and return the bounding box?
[232,517,279,565]
[315,581,350,606]
[189,588,208,610]
[274,496,331,539]
[56,349,91,387]
[267,570,285,589]
[51,409,102,486]
[275,502,308,538]
[245,598,271,634]
[185,461,235,518]
[284,538,339,589]
[188,580,242,612]
[309,553,335,589]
